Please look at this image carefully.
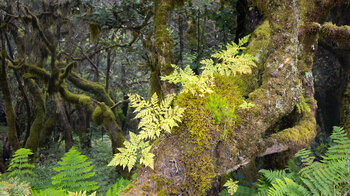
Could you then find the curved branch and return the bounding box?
[68,72,114,106]
[59,85,94,111]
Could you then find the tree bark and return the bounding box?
[123,0,344,194]
[53,93,74,152]
[0,32,20,151]
[148,0,176,98]
[77,106,91,149]
[24,79,45,154]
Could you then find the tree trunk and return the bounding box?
[148,0,176,98]
[53,93,74,152]
[0,33,20,151]
[124,0,346,194]
[77,106,90,149]
[24,79,45,154]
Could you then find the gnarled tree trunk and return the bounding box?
[124,0,348,195]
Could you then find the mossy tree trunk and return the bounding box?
[0,32,21,151]
[124,0,349,194]
[24,79,45,154]
[148,0,180,99]
[0,32,20,151]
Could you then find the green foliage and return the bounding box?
[267,177,310,196]
[223,178,239,195]
[31,188,96,196]
[105,177,130,196]
[205,93,236,124]
[296,94,310,114]
[162,64,214,96]
[108,93,184,171]
[51,147,99,193]
[239,100,255,109]
[0,176,31,196]
[222,126,350,196]
[130,93,185,140]
[108,132,152,171]
[31,188,67,196]
[162,35,255,97]
[201,35,255,77]
[7,148,36,179]
[68,191,96,196]
[256,126,350,196]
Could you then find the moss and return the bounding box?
[298,0,315,20]
[0,43,20,151]
[245,20,271,66]
[59,85,93,111]
[141,184,151,192]
[59,62,76,82]
[156,188,166,196]
[124,183,134,192]
[68,72,114,106]
[24,79,46,154]
[92,103,117,127]
[173,74,246,194]
[320,22,350,43]
[269,97,317,150]
[27,64,51,82]
[92,106,103,125]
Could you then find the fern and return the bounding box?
[31,188,67,196]
[7,148,36,179]
[130,93,185,140]
[223,179,239,195]
[109,93,184,171]
[162,35,255,97]
[268,177,310,196]
[258,126,350,196]
[108,132,153,171]
[0,176,31,196]
[295,149,314,167]
[68,191,96,196]
[323,126,350,162]
[161,64,214,96]
[31,189,96,196]
[202,35,255,77]
[296,94,310,114]
[105,177,130,196]
[51,147,99,193]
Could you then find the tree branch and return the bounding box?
[320,22,350,44]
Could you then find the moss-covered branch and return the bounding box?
[320,22,350,44]
[68,72,114,106]
[26,64,51,82]
[59,85,93,111]
[59,62,76,83]
[266,97,317,153]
